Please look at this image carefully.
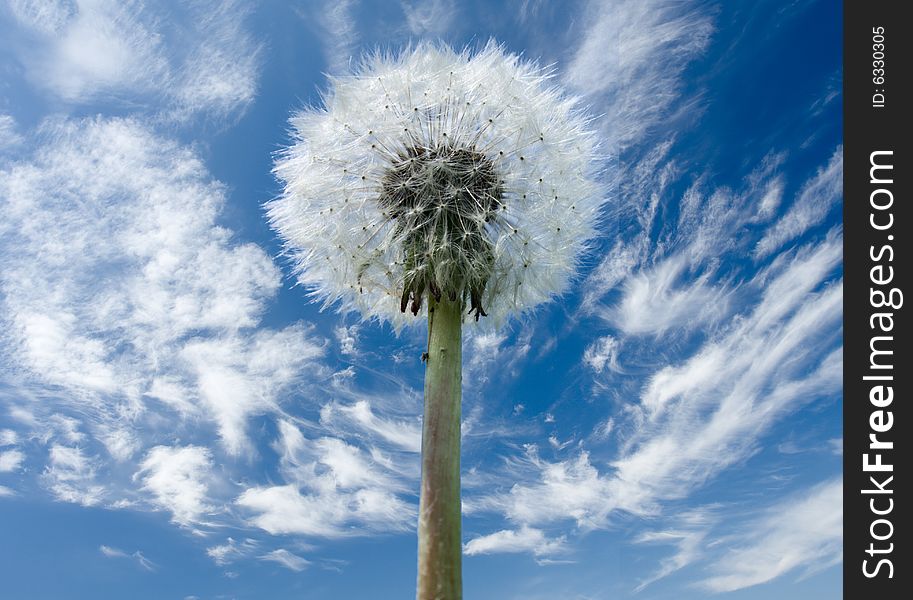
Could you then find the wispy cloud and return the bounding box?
[334,325,359,356]
[564,0,713,153]
[0,448,24,472]
[136,445,213,527]
[400,0,457,36]
[320,399,422,453]
[180,327,323,456]
[464,525,566,558]
[206,537,258,566]
[0,429,18,446]
[237,419,415,538]
[2,0,261,121]
[582,335,621,374]
[0,115,24,151]
[0,117,323,463]
[471,445,609,528]
[260,548,311,572]
[700,479,842,593]
[4,0,169,102]
[607,255,731,336]
[470,232,841,542]
[578,140,676,310]
[581,140,811,319]
[99,544,127,558]
[0,116,334,539]
[42,444,105,506]
[755,146,843,258]
[633,507,716,592]
[167,0,262,122]
[299,0,359,74]
[100,544,157,571]
[607,240,842,512]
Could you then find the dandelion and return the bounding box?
[268,42,603,600]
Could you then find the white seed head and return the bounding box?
[269,42,604,328]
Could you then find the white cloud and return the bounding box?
[3,0,76,34]
[334,325,359,356]
[276,421,391,491]
[464,330,508,381]
[476,446,610,529]
[132,551,156,571]
[0,116,323,461]
[43,414,86,445]
[755,147,843,258]
[166,0,262,122]
[42,444,105,506]
[260,548,311,572]
[0,485,16,497]
[579,140,675,310]
[207,541,237,565]
[608,256,730,336]
[400,0,457,36]
[756,176,785,221]
[1,116,273,344]
[671,182,760,270]
[99,544,128,558]
[609,240,842,508]
[0,115,24,151]
[238,484,346,537]
[580,122,789,319]
[633,507,716,591]
[636,528,706,591]
[99,544,157,570]
[701,479,842,592]
[582,335,620,374]
[11,312,119,394]
[6,0,168,102]
[564,0,713,152]
[0,449,24,472]
[136,445,213,526]
[320,400,421,453]
[206,537,258,566]
[304,0,359,74]
[237,420,414,537]
[472,233,842,532]
[462,327,533,390]
[0,429,18,446]
[580,239,644,312]
[180,327,323,456]
[3,0,260,120]
[464,525,566,557]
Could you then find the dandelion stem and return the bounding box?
[417,296,462,600]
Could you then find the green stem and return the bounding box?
[416,296,463,600]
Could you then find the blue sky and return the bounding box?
[0,1,842,598]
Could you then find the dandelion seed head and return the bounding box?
[268,42,604,328]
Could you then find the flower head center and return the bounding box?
[379,144,504,319]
